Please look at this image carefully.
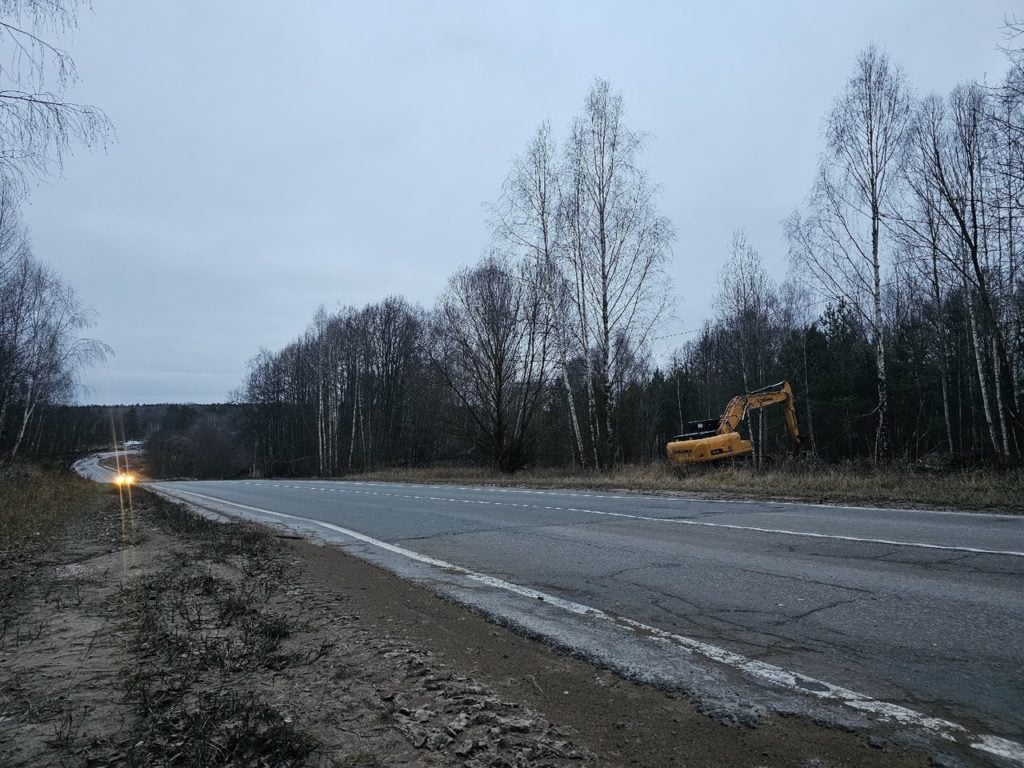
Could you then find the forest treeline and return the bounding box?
[6,34,1024,478]
[232,39,1024,478]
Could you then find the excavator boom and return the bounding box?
[667,381,801,465]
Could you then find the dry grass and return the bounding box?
[119,492,319,767]
[0,465,120,617]
[0,466,134,766]
[1,471,322,766]
[0,464,105,549]
[342,461,1024,512]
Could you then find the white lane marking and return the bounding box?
[564,507,1024,558]
[330,479,1022,519]
[974,735,1024,763]
[231,480,1024,558]
[151,484,1022,762]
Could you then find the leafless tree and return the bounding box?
[715,231,778,387]
[242,297,429,477]
[430,254,553,472]
[899,98,959,454]
[234,48,1024,473]
[491,122,589,466]
[559,78,673,468]
[0,2,112,461]
[714,231,779,465]
[906,82,1023,458]
[0,0,112,191]
[777,278,820,456]
[787,45,911,462]
[0,245,108,460]
[354,297,422,470]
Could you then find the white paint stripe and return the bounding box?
[229,480,1024,558]
[564,506,1024,558]
[339,479,1022,520]
[973,735,1024,763]
[152,484,1023,762]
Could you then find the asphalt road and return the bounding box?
[72,450,138,483]
[148,478,1024,756]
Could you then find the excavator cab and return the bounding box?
[671,418,720,442]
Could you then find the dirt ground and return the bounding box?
[1,482,972,767]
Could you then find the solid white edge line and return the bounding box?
[151,484,1024,764]
[974,735,1024,762]
[572,507,1024,558]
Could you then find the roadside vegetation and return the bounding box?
[0,466,129,764]
[0,465,115,616]
[0,468,322,766]
[11,24,1024,508]
[118,495,321,766]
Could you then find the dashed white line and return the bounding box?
[337,479,1021,519]
[233,480,1024,558]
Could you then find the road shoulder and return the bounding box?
[286,535,939,767]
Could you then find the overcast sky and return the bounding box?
[18,1,1019,405]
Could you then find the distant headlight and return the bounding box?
[114,473,134,486]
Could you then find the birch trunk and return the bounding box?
[966,284,1000,456]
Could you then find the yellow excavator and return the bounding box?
[667,380,801,465]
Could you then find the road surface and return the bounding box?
[72,451,138,483]
[148,478,1024,764]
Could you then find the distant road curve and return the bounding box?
[72,450,138,483]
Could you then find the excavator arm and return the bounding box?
[731,381,801,443]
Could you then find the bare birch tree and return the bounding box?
[787,45,910,462]
[0,249,107,459]
[559,78,673,468]
[715,231,779,466]
[491,122,589,466]
[901,93,994,456]
[908,82,1023,458]
[0,0,112,190]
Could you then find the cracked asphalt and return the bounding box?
[149,478,1024,746]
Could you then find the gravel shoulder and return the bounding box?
[1,482,968,766]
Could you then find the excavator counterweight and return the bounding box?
[666,381,801,465]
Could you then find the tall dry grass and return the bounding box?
[0,464,123,642]
[0,465,105,553]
